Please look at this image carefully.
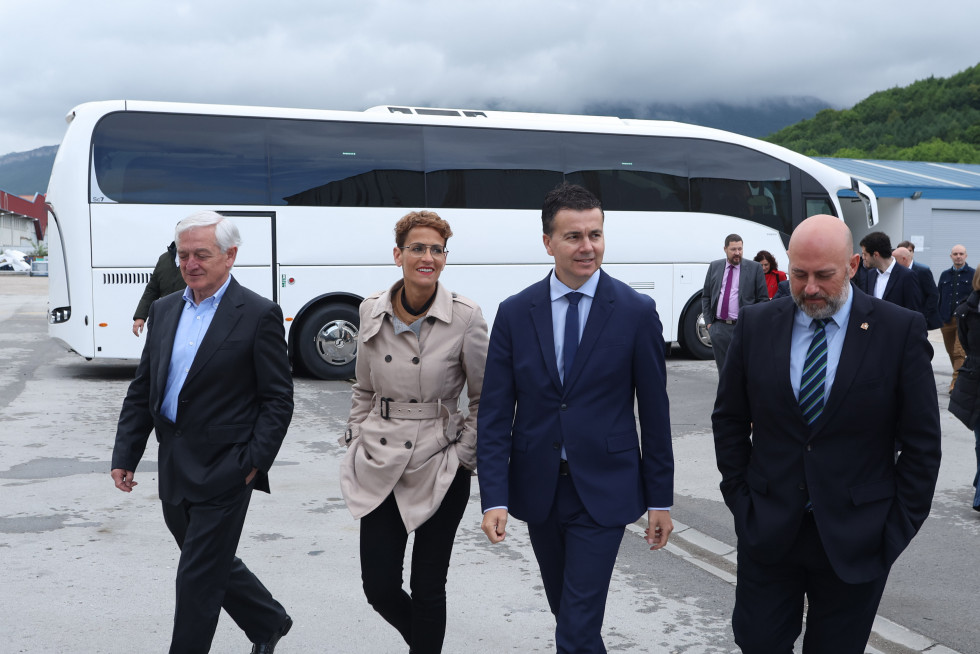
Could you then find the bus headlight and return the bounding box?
[48,306,72,324]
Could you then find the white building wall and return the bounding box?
[0,213,38,250]
[902,199,980,282]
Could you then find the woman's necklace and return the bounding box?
[401,287,436,317]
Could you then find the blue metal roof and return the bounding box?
[814,158,980,201]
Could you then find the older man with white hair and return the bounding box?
[111,211,294,654]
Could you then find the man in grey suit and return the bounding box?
[701,234,769,372]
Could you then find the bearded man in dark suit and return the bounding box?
[111,211,294,654]
[713,214,941,653]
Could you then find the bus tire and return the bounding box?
[680,301,713,360]
[297,303,360,380]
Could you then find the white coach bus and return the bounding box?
[45,100,878,379]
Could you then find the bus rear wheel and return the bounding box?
[297,303,360,380]
[680,301,713,360]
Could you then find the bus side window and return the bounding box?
[805,197,834,217]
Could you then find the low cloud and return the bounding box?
[2,0,977,154]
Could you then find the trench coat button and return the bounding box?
[798,482,806,491]
[384,355,392,362]
[412,356,420,364]
[404,441,413,449]
[380,438,387,445]
[806,444,813,452]
[560,403,567,410]
[410,399,418,403]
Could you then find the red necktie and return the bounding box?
[719,265,734,320]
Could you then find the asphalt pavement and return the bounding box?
[0,273,975,653]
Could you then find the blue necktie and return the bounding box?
[563,292,582,383]
[799,318,830,424]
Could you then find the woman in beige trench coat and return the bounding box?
[340,210,488,653]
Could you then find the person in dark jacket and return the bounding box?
[894,242,942,330]
[950,266,980,499]
[939,245,975,392]
[132,241,185,336]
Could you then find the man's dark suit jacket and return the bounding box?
[866,262,923,315]
[701,258,769,323]
[911,261,942,329]
[477,270,673,527]
[113,276,294,504]
[712,286,941,584]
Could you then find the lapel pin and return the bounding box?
[860,322,869,330]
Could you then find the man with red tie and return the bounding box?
[701,235,769,372]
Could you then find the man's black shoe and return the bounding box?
[251,615,292,654]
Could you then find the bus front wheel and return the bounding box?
[297,303,360,380]
[680,302,713,360]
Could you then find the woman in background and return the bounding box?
[754,250,787,299]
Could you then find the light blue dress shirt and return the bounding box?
[161,275,233,422]
[550,270,600,382]
[790,285,854,401]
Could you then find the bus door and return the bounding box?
[220,211,277,304]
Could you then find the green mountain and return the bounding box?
[0,146,57,196]
[766,63,980,162]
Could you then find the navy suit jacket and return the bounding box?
[911,261,942,329]
[712,286,941,584]
[113,277,294,504]
[477,270,673,527]
[867,262,923,314]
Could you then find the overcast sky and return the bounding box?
[2,0,978,155]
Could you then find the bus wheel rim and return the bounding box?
[314,319,358,366]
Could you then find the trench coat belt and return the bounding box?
[378,396,454,420]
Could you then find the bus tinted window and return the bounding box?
[564,133,688,211]
[93,113,270,205]
[90,111,798,233]
[687,139,792,235]
[424,126,563,209]
[273,121,425,207]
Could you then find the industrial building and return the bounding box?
[0,190,46,250]
[817,158,980,278]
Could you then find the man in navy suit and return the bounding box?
[859,231,922,314]
[478,184,674,653]
[894,242,942,330]
[112,212,294,654]
[713,215,941,652]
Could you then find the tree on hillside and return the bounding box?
[766,63,980,164]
